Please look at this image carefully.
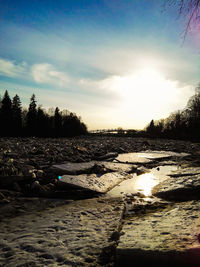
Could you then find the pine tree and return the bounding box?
[26,94,37,136]
[146,119,156,137]
[0,90,12,136]
[54,107,62,137]
[12,94,22,136]
[36,106,50,137]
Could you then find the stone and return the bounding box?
[60,172,129,193]
[116,201,200,266]
[136,166,149,175]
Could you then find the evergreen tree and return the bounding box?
[0,90,12,136]
[26,94,37,136]
[146,119,156,137]
[54,107,62,137]
[36,106,50,137]
[12,94,22,136]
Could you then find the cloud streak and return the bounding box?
[0,58,26,78]
[0,57,70,88]
[32,63,69,87]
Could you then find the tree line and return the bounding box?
[145,84,200,140]
[0,90,87,137]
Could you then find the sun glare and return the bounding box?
[135,173,158,196]
[102,67,192,128]
[119,68,176,106]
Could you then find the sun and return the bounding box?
[107,67,185,127]
[119,68,175,104]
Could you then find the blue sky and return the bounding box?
[0,0,200,130]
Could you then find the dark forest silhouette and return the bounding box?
[0,90,87,137]
[1,85,200,140]
[145,84,200,140]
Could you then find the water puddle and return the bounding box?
[107,165,179,197]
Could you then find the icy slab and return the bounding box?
[169,167,200,177]
[60,172,129,193]
[153,171,200,201]
[116,201,200,266]
[115,153,153,164]
[52,161,135,175]
[115,151,189,164]
[0,198,124,267]
[139,150,189,159]
[95,161,137,173]
[51,161,96,174]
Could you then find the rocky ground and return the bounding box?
[0,136,200,266]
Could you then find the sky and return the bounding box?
[0,0,200,130]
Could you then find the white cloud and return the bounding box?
[79,68,195,129]
[0,58,26,77]
[32,63,69,87]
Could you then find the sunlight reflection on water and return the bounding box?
[135,173,158,196]
[107,165,178,197]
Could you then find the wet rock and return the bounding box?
[90,163,108,174]
[153,172,200,201]
[136,166,149,175]
[31,181,55,197]
[74,145,88,153]
[116,201,200,266]
[60,172,129,193]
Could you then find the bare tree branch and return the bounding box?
[165,0,200,39]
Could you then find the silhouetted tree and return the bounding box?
[186,92,200,138]
[12,94,22,136]
[117,127,124,135]
[26,94,37,136]
[0,90,12,136]
[54,107,62,137]
[0,90,88,137]
[62,113,87,137]
[146,119,156,137]
[36,106,50,137]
